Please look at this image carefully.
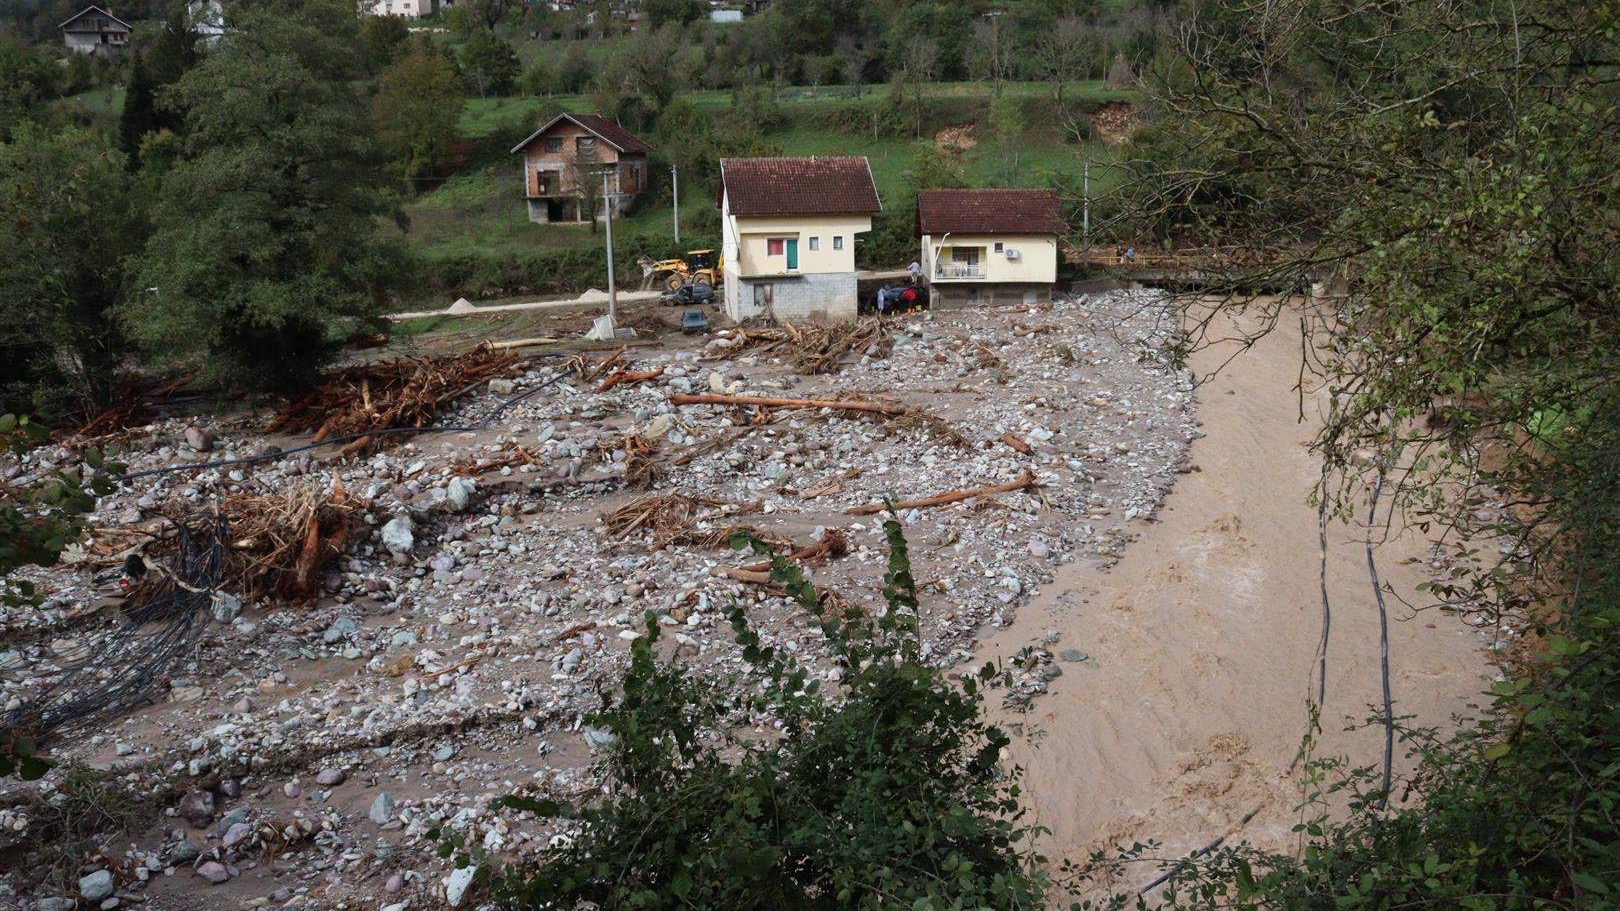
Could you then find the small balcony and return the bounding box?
[934,264,987,280]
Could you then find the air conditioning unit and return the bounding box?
[1003,247,1021,260]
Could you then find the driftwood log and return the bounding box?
[669,393,909,416]
[846,470,1038,516]
[595,367,665,393]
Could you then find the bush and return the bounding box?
[457,522,1048,910]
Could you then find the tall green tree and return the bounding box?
[644,0,702,28]
[126,0,403,392]
[0,38,59,140]
[0,124,138,414]
[359,13,410,72]
[457,32,519,96]
[373,49,464,180]
[120,4,201,167]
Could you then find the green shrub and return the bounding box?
[455,521,1049,910]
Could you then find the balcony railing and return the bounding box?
[935,264,986,279]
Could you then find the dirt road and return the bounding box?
[977,305,1488,887]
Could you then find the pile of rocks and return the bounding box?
[0,291,1198,911]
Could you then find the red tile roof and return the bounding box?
[510,113,655,156]
[915,188,1067,236]
[721,157,882,217]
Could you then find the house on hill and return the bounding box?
[510,113,654,224]
[916,188,1065,307]
[59,6,130,54]
[719,156,882,323]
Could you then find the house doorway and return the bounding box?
[785,238,799,271]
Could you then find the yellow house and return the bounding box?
[916,189,1066,307]
[719,157,882,323]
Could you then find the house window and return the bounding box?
[767,238,785,256]
[808,236,819,251]
[994,242,1005,252]
[577,136,596,152]
[545,136,563,153]
[832,236,844,250]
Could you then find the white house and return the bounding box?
[720,156,882,323]
[188,0,225,44]
[916,188,1066,307]
[362,0,453,18]
[59,6,130,55]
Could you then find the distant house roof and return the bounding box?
[915,188,1066,237]
[721,156,882,217]
[510,112,655,155]
[59,5,131,32]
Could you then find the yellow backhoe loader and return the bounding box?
[645,249,724,292]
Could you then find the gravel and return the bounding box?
[1,292,1203,910]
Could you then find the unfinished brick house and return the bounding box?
[510,113,654,224]
[59,6,130,55]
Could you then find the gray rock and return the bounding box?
[488,378,516,396]
[432,743,456,762]
[167,839,200,863]
[384,872,405,893]
[218,777,241,798]
[196,861,230,884]
[444,864,478,907]
[369,791,396,824]
[184,426,215,453]
[36,898,76,911]
[282,781,302,798]
[79,869,115,902]
[445,477,477,513]
[177,789,215,827]
[314,768,346,787]
[322,616,357,644]
[210,591,242,624]
[222,822,253,849]
[217,807,249,830]
[643,414,673,440]
[1059,648,1089,663]
[1028,539,1050,558]
[381,515,415,554]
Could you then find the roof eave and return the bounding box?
[510,112,632,156]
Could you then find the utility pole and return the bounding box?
[1081,158,1091,267]
[603,171,617,325]
[671,165,680,246]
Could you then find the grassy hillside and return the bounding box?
[406,81,1132,304]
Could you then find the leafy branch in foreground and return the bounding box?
[457,520,1046,910]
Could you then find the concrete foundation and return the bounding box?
[929,282,1053,309]
[728,273,858,323]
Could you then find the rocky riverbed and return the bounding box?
[1,290,1198,911]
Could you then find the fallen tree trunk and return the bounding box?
[1001,432,1033,455]
[670,393,909,416]
[847,470,1038,516]
[596,367,665,393]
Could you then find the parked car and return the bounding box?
[681,308,710,334]
[663,282,715,307]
